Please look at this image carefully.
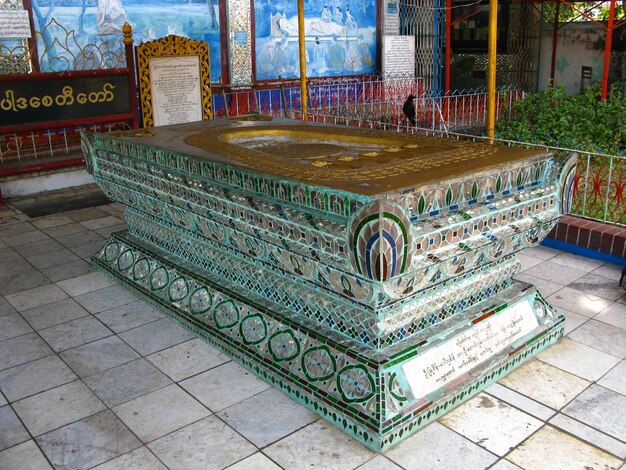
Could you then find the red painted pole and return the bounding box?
[601,0,616,100]
[445,0,452,94]
[550,1,560,87]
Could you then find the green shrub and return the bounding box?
[497,85,626,155]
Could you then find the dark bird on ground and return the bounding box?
[403,94,416,125]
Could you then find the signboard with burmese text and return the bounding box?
[0,73,132,128]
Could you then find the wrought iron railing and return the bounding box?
[300,108,626,226]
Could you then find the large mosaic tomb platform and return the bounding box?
[81,117,576,451]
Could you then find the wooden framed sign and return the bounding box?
[136,35,212,127]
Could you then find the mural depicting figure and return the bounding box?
[254,0,377,80]
[97,0,127,34]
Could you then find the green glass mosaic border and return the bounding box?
[93,231,565,452]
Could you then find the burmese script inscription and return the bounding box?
[402,300,540,398]
[150,56,202,126]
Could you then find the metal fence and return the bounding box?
[301,106,626,226]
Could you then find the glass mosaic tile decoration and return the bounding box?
[82,117,576,451]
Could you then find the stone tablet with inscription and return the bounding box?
[82,117,577,451]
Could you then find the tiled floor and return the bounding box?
[0,188,625,470]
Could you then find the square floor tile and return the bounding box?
[43,222,89,239]
[439,393,543,456]
[148,415,256,469]
[0,313,33,341]
[226,453,283,470]
[71,240,108,259]
[563,385,626,442]
[147,338,229,382]
[26,248,80,270]
[56,230,104,249]
[485,383,555,421]
[60,335,140,378]
[521,261,587,285]
[2,230,50,247]
[36,410,141,470]
[20,298,90,331]
[265,420,374,470]
[13,239,64,257]
[521,245,561,260]
[595,303,626,331]
[516,253,544,272]
[31,215,73,230]
[569,273,626,302]
[114,384,210,443]
[385,421,497,470]
[13,380,106,436]
[84,358,172,407]
[560,308,589,336]
[357,456,403,470]
[598,360,626,396]
[66,207,109,222]
[507,425,622,470]
[591,263,624,282]
[0,355,77,402]
[537,337,621,381]
[119,318,195,356]
[95,300,163,334]
[0,221,35,238]
[0,405,30,450]
[218,387,317,447]
[80,216,123,230]
[499,359,590,410]
[75,285,140,314]
[0,257,32,280]
[546,287,613,318]
[0,270,51,296]
[56,272,116,297]
[514,273,564,298]
[180,361,270,412]
[0,440,52,469]
[550,252,604,273]
[568,320,626,358]
[0,333,53,371]
[39,316,112,352]
[95,224,128,238]
[92,446,167,470]
[5,284,68,311]
[41,259,93,283]
[549,413,626,459]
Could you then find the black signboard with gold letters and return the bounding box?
[0,73,132,127]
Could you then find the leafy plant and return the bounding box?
[496,85,626,155]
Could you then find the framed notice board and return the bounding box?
[136,35,212,128]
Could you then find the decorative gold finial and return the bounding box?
[122,22,133,45]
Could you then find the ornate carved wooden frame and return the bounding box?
[136,35,212,127]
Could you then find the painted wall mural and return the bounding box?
[30,0,222,81]
[254,0,377,80]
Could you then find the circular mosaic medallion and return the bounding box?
[337,364,375,403]
[117,250,135,271]
[169,277,189,301]
[268,330,300,362]
[301,346,336,382]
[132,258,151,280]
[150,267,169,291]
[213,300,240,329]
[189,287,212,315]
[239,314,268,345]
[104,242,120,262]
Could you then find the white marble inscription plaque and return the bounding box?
[383,35,415,76]
[150,56,202,127]
[0,10,31,38]
[402,300,539,398]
